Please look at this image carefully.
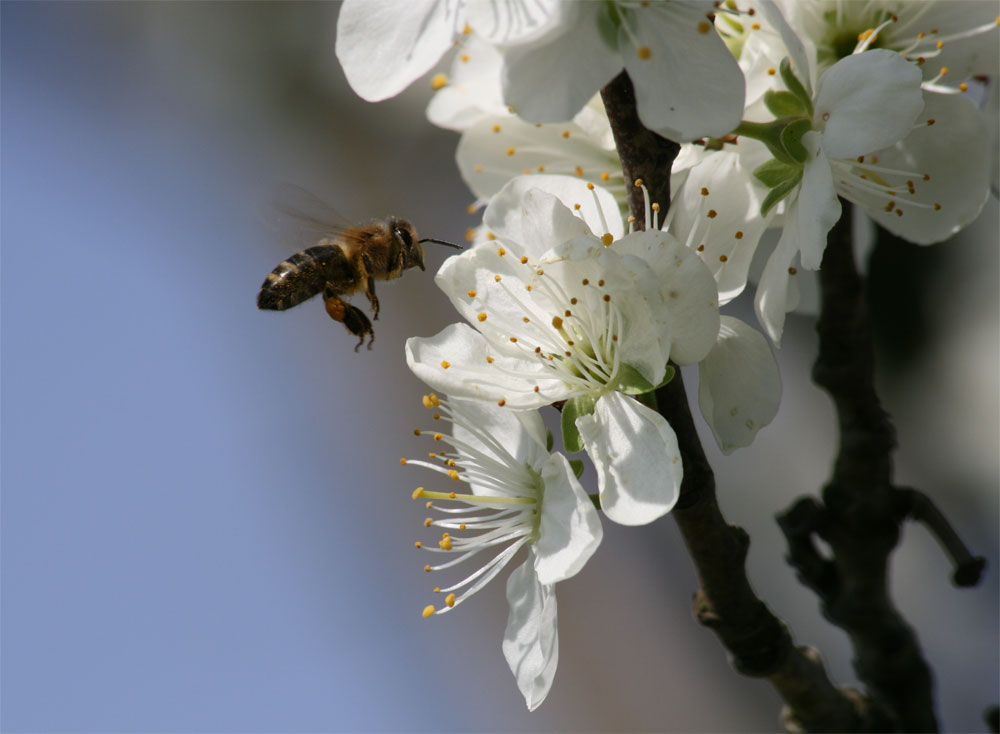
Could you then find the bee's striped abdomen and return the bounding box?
[257,244,355,311]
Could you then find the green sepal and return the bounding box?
[545,429,554,453]
[760,171,803,217]
[655,364,676,390]
[561,395,597,454]
[780,117,812,164]
[568,459,585,479]
[779,57,813,117]
[734,120,798,166]
[614,364,656,395]
[753,158,801,188]
[764,89,808,118]
[634,390,658,412]
[588,493,602,510]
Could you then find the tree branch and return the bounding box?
[600,70,881,733]
[777,206,947,731]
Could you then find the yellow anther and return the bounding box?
[497,398,506,407]
[959,83,968,92]
[467,289,477,298]
[506,147,516,156]
[430,74,448,90]
[412,487,425,499]
[701,187,709,196]
[637,45,652,59]
[573,203,581,210]
[422,394,434,409]
[445,594,456,607]
[552,316,563,329]
[698,21,712,34]
[423,605,435,618]
[486,232,496,240]
[424,564,431,572]
[601,233,614,246]
[415,541,422,548]
[537,164,545,172]
[734,231,744,239]
[440,360,451,369]
[751,22,760,30]
[486,355,494,363]
[767,67,776,76]
[520,256,528,264]
[433,432,443,441]
[562,130,571,138]
[494,274,502,282]
[413,429,422,436]
[634,178,644,187]
[496,245,505,254]
[477,312,487,322]
[400,458,408,465]
[438,536,452,550]
[788,267,797,275]
[719,254,729,262]
[574,166,583,176]
[707,209,718,218]
[586,182,595,190]
[600,172,610,181]
[473,164,483,173]
[459,523,466,530]
[447,470,460,481]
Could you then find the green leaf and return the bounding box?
[545,429,554,453]
[780,118,812,164]
[568,459,585,479]
[734,119,798,166]
[760,171,803,217]
[615,364,656,395]
[561,395,597,454]
[779,57,813,117]
[764,90,808,118]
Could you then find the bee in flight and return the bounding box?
[257,186,460,351]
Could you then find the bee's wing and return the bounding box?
[260,183,358,250]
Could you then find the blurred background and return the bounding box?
[2,3,996,732]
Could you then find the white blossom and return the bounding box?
[407,393,602,711]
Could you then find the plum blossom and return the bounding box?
[336,0,746,141]
[407,393,602,710]
[672,1,990,343]
[406,175,721,524]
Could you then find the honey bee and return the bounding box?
[257,186,461,351]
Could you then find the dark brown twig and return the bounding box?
[600,70,883,732]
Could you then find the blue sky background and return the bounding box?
[2,3,997,732]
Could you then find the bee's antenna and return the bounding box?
[418,238,464,250]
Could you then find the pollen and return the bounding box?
[602,294,611,302]
[477,312,487,322]
[751,22,760,30]
[473,164,483,173]
[467,289,477,298]
[486,356,494,363]
[586,182,595,190]
[552,316,563,329]
[424,564,431,572]
[445,594,456,608]
[487,232,496,240]
[601,172,609,181]
[423,605,435,618]
[637,46,652,59]
[415,540,423,548]
[574,166,583,176]
[463,23,473,34]
[466,203,477,214]
[701,187,710,196]
[424,517,432,527]
[400,458,408,465]
[433,432,443,441]
[537,165,545,172]
[734,231,744,239]
[497,398,506,407]
[430,73,448,90]
[464,228,475,243]
[601,233,614,246]
[438,536,452,550]
[634,178,644,187]
[574,203,581,210]
[496,246,505,255]
[494,274,502,282]
[459,523,466,530]
[767,67,776,76]
[413,428,421,436]
[506,147,516,156]
[520,256,529,264]
[698,21,712,34]
[412,487,425,500]
[707,209,718,218]
[697,244,705,251]
[562,130,571,138]
[509,336,518,343]
[959,83,968,92]
[719,254,728,262]
[448,470,460,481]
[440,360,451,369]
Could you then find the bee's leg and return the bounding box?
[324,290,373,352]
[361,252,379,320]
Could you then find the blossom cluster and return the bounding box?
[336,0,997,711]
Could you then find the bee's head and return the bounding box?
[393,219,425,272]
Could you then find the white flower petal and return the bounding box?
[534,453,603,585]
[483,178,595,255]
[502,555,559,712]
[335,0,459,102]
[577,392,682,526]
[797,132,842,270]
[465,0,569,47]
[754,215,800,345]
[815,50,924,160]
[698,316,781,454]
[754,0,816,93]
[851,91,990,244]
[426,34,507,131]
[667,146,774,303]
[502,4,622,124]
[448,397,548,471]
[406,324,566,408]
[621,3,745,140]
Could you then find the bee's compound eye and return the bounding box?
[395,227,413,248]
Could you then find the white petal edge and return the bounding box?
[534,452,603,585]
[698,316,782,454]
[502,554,559,712]
[577,391,682,526]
